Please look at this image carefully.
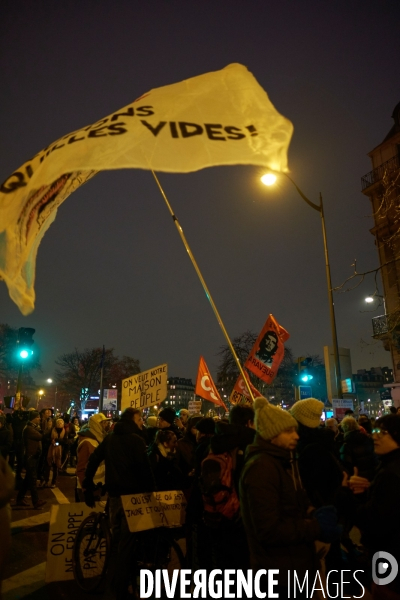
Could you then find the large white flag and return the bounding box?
[0,63,293,314]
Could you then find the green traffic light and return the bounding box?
[301,374,313,382]
[19,349,33,359]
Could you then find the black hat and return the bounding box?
[376,414,400,445]
[158,407,176,425]
[196,417,215,436]
[29,410,40,421]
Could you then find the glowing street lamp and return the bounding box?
[261,171,342,398]
[260,173,277,186]
[365,294,386,315]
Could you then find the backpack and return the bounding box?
[200,450,240,527]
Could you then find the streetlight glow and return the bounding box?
[365,296,374,303]
[47,378,53,383]
[261,173,277,186]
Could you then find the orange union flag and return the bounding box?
[244,315,289,384]
[230,369,261,405]
[195,356,227,411]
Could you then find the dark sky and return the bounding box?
[1,0,399,384]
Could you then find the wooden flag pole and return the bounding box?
[151,171,255,404]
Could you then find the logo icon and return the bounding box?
[372,551,398,586]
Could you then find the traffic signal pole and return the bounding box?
[15,327,36,410]
[15,363,24,410]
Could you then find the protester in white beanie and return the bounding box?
[254,396,298,440]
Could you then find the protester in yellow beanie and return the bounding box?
[289,398,324,428]
[290,398,343,509]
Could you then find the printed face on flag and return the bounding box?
[195,356,227,410]
[244,315,289,384]
[0,63,293,315]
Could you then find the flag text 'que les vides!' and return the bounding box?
[0,63,293,315]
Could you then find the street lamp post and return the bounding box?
[37,389,44,409]
[262,173,343,399]
[47,378,58,412]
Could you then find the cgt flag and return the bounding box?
[230,369,261,405]
[0,63,293,315]
[245,314,289,384]
[195,356,227,411]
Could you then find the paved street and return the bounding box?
[4,468,91,600]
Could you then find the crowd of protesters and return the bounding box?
[78,401,400,600]
[1,400,400,599]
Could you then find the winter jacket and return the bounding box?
[147,443,183,491]
[176,431,197,486]
[0,419,13,459]
[84,419,154,496]
[22,421,43,458]
[340,429,378,480]
[47,427,67,467]
[240,434,320,586]
[355,448,400,595]
[76,427,105,489]
[296,423,344,507]
[11,411,29,442]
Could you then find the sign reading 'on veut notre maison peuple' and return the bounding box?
[121,364,168,410]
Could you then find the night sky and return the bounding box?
[1,0,399,384]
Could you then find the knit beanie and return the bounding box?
[289,398,324,428]
[158,407,176,425]
[146,416,158,428]
[196,417,215,435]
[29,410,40,421]
[376,414,400,445]
[254,397,297,440]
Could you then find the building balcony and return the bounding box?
[361,155,399,192]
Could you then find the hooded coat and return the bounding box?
[76,414,108,489]
[84,418,154,496]
[240,434,321,587]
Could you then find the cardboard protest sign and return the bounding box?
[332,398,354,421]
[230,369,261,405]
[0,63,293,316]
[188,399,202,415]
[103,388,118,410]
[195,356,227,411]
[45,502,102,583]
[245,314,289,384]
[121,364,167,410]
[121,491,187,533]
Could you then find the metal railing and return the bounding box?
[372,314,389,337]
[361,155,399,191]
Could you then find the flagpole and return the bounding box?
[98,345,105,413]
[151,171,255,404]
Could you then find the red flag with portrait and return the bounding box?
[195,356,227,411]
[244,314,289,384]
